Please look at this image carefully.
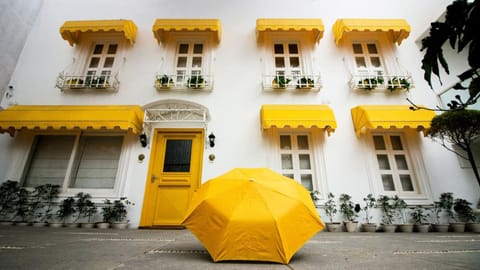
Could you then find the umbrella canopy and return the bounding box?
[182,168,324,264]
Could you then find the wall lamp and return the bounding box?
[139,133,147,147]
[208,133,216,148]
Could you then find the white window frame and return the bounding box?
[12,130,133,198]
[266,127,329,199]
[341,32,413,91]
[351,41,385,77]
[158,33,214,89]
[363,129,433,205]
[68,32,127,78]
[260,32,320,91]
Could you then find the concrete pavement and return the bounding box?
[0,225,479,270]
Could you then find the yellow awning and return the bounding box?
[256,18,324,43]
[60,19,138,46]
[351,105,436,136]
[0,105,144,136]
[260,105,336,135]
[152,19,222,44]
[332,19,411,45]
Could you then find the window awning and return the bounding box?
[60,19,138,46]
[351,105,436,136]
[0,105,144,136]
[256,18,324,43]
[332,19,411,45]
[152,19,222,44]
[260,105,336,135]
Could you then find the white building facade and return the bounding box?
[1,0,478,228]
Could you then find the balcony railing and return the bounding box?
[56,74,119,91]
[350,74,414,91]
[155,74,213,91]
[262,74,321,92]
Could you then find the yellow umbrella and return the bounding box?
[182,168,324,264]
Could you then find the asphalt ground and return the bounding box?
[0,225,479,270]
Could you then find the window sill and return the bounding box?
[56,74,119,92]
[154,74,213,92]
[262,74,321,92]
[349,74,413,92]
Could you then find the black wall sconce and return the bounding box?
[208,133,216,148]
[139,133,147,147]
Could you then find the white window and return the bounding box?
[175,42,205,85]
[57,33,127,91]
[85,43,118,88]
[260,34,320,91]
[352,42,384,77]
[279,133,315,191]
[23,134,125,195]
[274,42,302,78]
[372,134,417,194]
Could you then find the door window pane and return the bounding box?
[299,154,311,169]
[355,57,366,68]
[89,57,100,68]
[178,44,189,53]
[103,57,114,68]
[400,175,414,191]
[274,44,284,54]
[390,136,403,150]
[290,57,300,68]
[107,44,118,54]
[297,135,309,150]
[275,57,285,68]
[192,57,202,68]
[373,136,386,150]
[370,57,381,67]
[163,140,192,172]
[288,44,298,54]
[93,44,104,54]
[301,174,313,191]
[352,44,363,54]
[177,57,187,68]
[70,136,123,189]
[281,154,293,169]
[24,135,75,187]
[193,44,203,54]
[395,155,408,170]
[382,174,395,191]
[377,154,390,170]
[280,135,291,150]
[367,44,378,54]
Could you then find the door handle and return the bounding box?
[151,175,158,183]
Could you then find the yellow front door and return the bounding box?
[140,129,204,227]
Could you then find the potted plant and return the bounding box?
[187,75,205,89]
[296,77,314,90]
[377,195,397,232]
[310,190,321,207]
[357,76,383,90]
[56,196,76,228]
[109,197,133,229]
[272,75,291,89]
[13,187,31,226]
[39,184,60,225]
[155,74,174,90]
[393,196,414,232]
[410,206,431,232]
[431,201,449,232]
[323,192,341,232]
[361,194,377,232]
[0,180,21,225]
[29,184,56,227]
[439,192,458,232]
[339,193,359,232]
[75,192,97,228]
[97,199,113,229]
[99,197,133,229]
[453,198,475,232]
[387,77,411,91]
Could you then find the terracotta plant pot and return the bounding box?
[325,222,342,232]
[361,223,377,232]
[95,222,110,229]
[466,222,480,232]
[450,223,466,232]
[432,224,449,232]
[382,224,397,233]
[398,224,414,233]
[345,221,358,232]
[414,224,430,233]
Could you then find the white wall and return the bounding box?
[4,0,479,227]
